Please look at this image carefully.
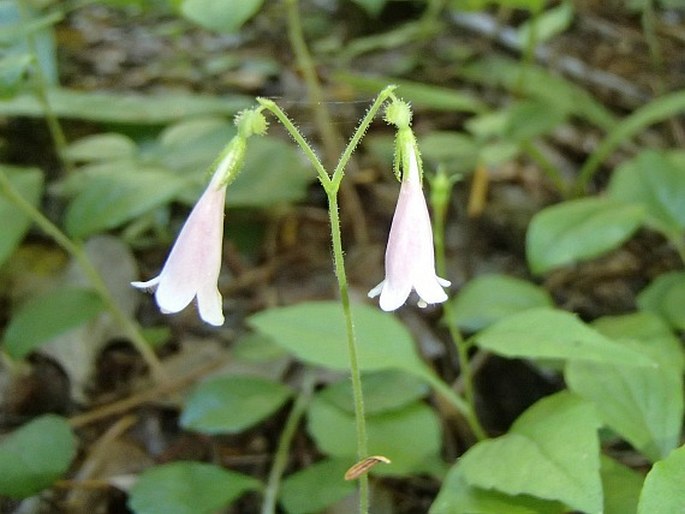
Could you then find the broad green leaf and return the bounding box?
[608,150,685,240]
[128,461,260,514]
[526,197,645,274]
[334,72,487,113]
[280,458,355,514]
[65,133,137,162]
[180,375,292,434]
[637,445,685,514]
[352,0,387,16]
[475,307,654,366]
[601,456,643,514]
[320,369,429,415]
[566,313,684,461]
[0,415,76,498]
[181,0,263,33]
[64,168,186,238]
[248,301,427,375]
[516,1,574,46]
[0,52,32,96]
[308,395,442,475]
[228,136,314,208]
[636,271,685,330]
[430,466,564,514]
[0,87,252,123]
[2,287,105,360]
[0,165,43,267]
[450,273,553,332]
[460,392,602,514]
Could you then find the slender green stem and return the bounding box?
[431,183,487,441]
[0,170,166,382]
[17,0,74,175]
[327,192,369,513]
[261,374,316,514]
[257,98,331,189]
[331,85,397,188]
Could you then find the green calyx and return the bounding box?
[385,99,412,129]
[235,108,268,138]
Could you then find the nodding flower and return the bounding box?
[131,135,249,326]
[368,132,450,312]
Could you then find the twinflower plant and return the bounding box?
[131,109,267,326]
[368,101,451,311]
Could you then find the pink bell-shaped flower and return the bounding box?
[368,141,450,311]
[132,170,227,326]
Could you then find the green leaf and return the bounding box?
[450,273,553,332]
[430,466,565,514]
[0,415,76,498]
[2,287,105,360]
[280,458,355,514]
[637,445,685,514]
[459,392,603,514]
[0,165,43,267]
[228,136,314,208]
[601,456,643,514]
[320,369,429,415]
[180,375,292,434]
[636,271,685,330]
[566,313,684,461]
[334,72,487,113]
[608,150,685,240]
[308,395,442,475]
[181,0,264,33]
[526,197,645,274]
[475,307,655,366]
[418,131,479,172]
[65,133,138,162]
[128,461,260,514]
[64,168,187,238]
[248,301,427,375]
[0,87,252,123]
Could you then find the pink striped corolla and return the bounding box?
[368,143,450,311]
[131,148,239,326]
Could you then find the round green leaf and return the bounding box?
[307,395,442,475]
[0,165,43,267]
[430,466,564,514]
[637,445,685,514]
[2,287,105,360]
[475,307,654,367]
[280,458,355,514]
[65,133,137,162]
[601,456,644,514]
[248,301,427,376]
[526,197,645,274]
[181,0,264,33]
[459,392,602,514]
[180,375,292,434]
[64,168,186,238]
[128,462,260,514]
[0,415,76,498]
[320,369,430,415]
[566,313,684,462]
[608,150,685,239]
[636,271,685,330]
[450,273,553,332]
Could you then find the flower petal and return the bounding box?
[197,284,225,326]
